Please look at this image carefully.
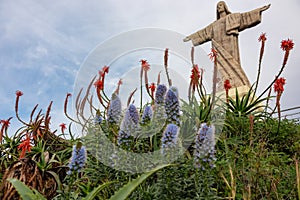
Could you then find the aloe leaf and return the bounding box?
[83,181,114,200]
[8,178,46,200]
[109,164,171,200]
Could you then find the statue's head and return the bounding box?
[216,1,231,19]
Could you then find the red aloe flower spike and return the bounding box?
[224,79,232,91]
[16,90,23,97]
[60,123,67,134]
[281,39,294,51]
[144,65,151,98]
[15,90,29,126]
[190,64,201,91]
[224,79,232,103]
[140,59,150,72]
[139,59,147,81]
[274,77,286,128]
[0,117,12,144]
[118,79,123,86]
[18,133,32,158]
[98,66,109,95]
[281,39,294,66]
[94,79,104,104]
[149,82,156,100]
[274,77,286,94]
[258,33,267,62]
[115,79,123,94]
[94,79,104,90]
[0,119,11,129]
[189,64,201,100]
[208,48,218,63]
[258,33,267,42]
[99,65,109,78]
[164,48,172,86]
[102,65,109,74]
[140,59,150,110]
[254,33,267,97]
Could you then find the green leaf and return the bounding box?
[8,178,46,200]
[109,164,172,200]
[47,171,62,191]
[83,181,114,200]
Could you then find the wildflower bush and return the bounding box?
[0,35,299,200]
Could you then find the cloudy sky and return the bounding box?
[1,0,299,135]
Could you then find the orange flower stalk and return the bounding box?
[114,79,123,94]
[18,133,32,158]
[140,59,150,72]
[59,123,67,134]
[15,90,29,126]
[224,79,232,103]
[274,77,286,125]
[149,82,156,101]
[94,66,110,106]
[16,90,23,97]
[0,118,12,144]
[281,39,294,66]
[94,79,104,90]
[274,77,286,94]
[190,65,201,89]
[188,64,201,99]
[254,33,267,97]
[139,59,151,109]
[258,33,267,63]
[208,48,218,64]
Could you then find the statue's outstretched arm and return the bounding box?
[183,36,191,42]
[260,4,271,12]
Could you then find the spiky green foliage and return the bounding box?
[227,87,269,118]
[8,178,47,200]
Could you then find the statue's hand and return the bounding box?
[183,36,191,42]
[260,4,271,12]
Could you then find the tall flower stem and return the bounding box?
[276,96,281,134]
[264,87,272,112]
[140,60,150,111]
[257,39,294,100]
[253,33,267,98]
[257,59,286,100]
[210,49,218,109]
[140,67,143,112]
[164,48,172,87]
[211,65,217,104]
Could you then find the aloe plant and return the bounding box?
[8,178,47,200]
[227,87,268,117]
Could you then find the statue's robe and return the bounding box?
[187,8,264,91]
